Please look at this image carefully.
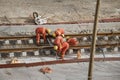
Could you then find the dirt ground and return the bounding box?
[0,61,120,80]
[0,0,120,24]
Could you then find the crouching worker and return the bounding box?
[54,42,69,60]
[67,37,79,46]
[35,27,51,45]
[66,37,81,59]
[52,28,65,38]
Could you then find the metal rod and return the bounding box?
[88,0,100,80]
[0,18,120,26]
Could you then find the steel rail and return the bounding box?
[0,32,120,40]
[0,18,120,26]
[0,36,35,40]
[66,32,120,37]
[0,46,52,53]
[0,43,119,53]
[46,18,120,24]
[0,57,120,68]
[71,43,120,49]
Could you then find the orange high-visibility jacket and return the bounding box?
[35,27,48,44]
[54,36,63,50]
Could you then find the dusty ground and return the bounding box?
[0,22,120,36]
[0,61,120,80]
[0,0,120,24]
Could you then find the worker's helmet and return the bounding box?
[47,29,51,34]
[52,33,56,37]
[61,34,65,37]
[54,46,58,50]
[66,36,70,39]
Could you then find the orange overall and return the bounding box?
[58,42,69,59]
[35,27,48,45]
[67,38,78,46]
[54,36,63,51]
[55,28,64,37]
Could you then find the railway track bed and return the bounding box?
[0,32,120,57]
[0,19,120,68]
[0,32,119,68]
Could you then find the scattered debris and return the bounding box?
[10,58,20,64]
[40,67,53,74]
[77,50,81,59]
[5,71,12,75]
[33,12,47,25]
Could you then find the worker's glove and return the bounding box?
[61,34,65,37]
[66,36,70,39]
[52,33,56,37]
[47,29,51,34]
[54,46,58,50]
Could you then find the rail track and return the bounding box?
[0,43,119,53]
[0,32,119,58]
[0,32,120,68]
[0,17,120,69]
[0,18,120,25]
[0,32,120,40]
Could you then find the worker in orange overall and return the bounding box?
[67,37,81,59]
[67,38,78,46]
[54,42,69,59]
[52,28,65,37]
[54,36,64,51]
[35,27,51,45]
[54,37,79,59]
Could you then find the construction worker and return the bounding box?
[35,27,51,45]
[54,36,64,51]
[54,42,69,59]
[67,37,81,59]
[52,28,65,37]
[67,38,78,46]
